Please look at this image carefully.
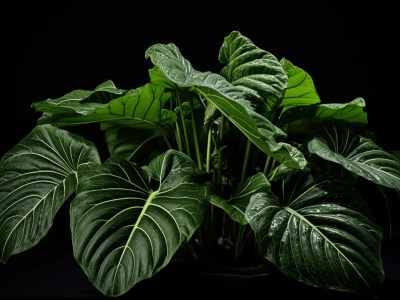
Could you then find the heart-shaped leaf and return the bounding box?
[246,170,384,294]
[71,150,209,296]
[219,31,287,116]
[0,124,100,262]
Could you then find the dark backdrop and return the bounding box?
[0,1,399,299]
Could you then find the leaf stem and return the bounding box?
[217,115,225,185]
[161,128,173,149]
[190,98,202,170]
[176,93,192,158]
[234,223,246,263]
[206,126,212,173]
[240,139,252,183]
[175,122,184,152]
[263,156,271,175]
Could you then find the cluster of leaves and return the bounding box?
[1,31,399,297]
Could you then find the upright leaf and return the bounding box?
[145,41,307,169]
[71,150,209,296]
[280,58,320,107]
[0,124,100,262]
[219,31,287,116]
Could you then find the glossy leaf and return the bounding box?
[219,31,287,116]
[0,124,100,262]
[32,80,129,126]
[101,83,175,127]
[145,41,307,169]
[71,150,208,296]
[33,81,176,129]
[246,171,384,294]
[308,125,400,190]
[280,58,320,107]
[99,83,176,159]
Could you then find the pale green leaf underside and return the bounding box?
[0,124,100,262]
[245,171,384,293]
[71,150,208,297]
[32,80,128,125]
[280,58,321,107]
[33,82,176,129]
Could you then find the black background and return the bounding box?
[0,1,399,299]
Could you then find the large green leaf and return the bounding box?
[278,97,368,134]
[245,170,384,294]
[308,124,400,190]
[218,31,287,116]
[209,172,270,225]
[280,58,321,107]
[145,41,307,170]
[32,80,129,125]
[33,81,176,129]
[71,150,209,296]
[0,124,100,262]
[145,42,251,108]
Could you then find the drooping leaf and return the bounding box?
[145,42,251,109]
[210,172,270,225]
[145,41,307,170]
[245,170,384,294]
[308,124,400,190]
[280,58,321,107]
[71,150,209,297]
[32,80,129,125]
[218,30,287,116]
[0,124,100,262]
[250,112,307,169]
[278,97,368,134]
[33,82,176,129]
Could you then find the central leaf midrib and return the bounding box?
[112,188,160,291]
[283,206,370,289]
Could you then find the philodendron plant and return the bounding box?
[1,30,399,297]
